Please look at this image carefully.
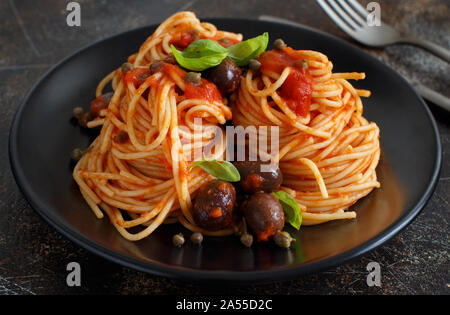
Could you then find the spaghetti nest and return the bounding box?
[73,12,241,241]
[233,48,380,225]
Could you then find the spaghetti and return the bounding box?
[74,12,241,240]
[233,47,380,225]
[73,11,380,242]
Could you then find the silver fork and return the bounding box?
[317,0,450,62]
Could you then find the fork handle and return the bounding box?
[411,82,450,112]
[399,37,450,62]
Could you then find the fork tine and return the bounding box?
[316,0,357,36]
[340,0,366,26]
[327,0,361,30]
[347,0,370,17]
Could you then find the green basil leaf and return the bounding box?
[171,40,229,71]
[272,190,302,230]
[190,158,241,182]
[182,39,229,56]
[227,32,269,66]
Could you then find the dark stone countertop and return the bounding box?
[0,0,448,295]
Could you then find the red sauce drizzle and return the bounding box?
[258,47,314,117]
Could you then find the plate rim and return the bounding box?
[8,17,442,283]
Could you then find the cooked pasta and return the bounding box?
[72,11,380,243]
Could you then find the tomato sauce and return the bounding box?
[184,79,222,103]
[125,61,222,103]
[90,95,109,116]
[170,30,198,49]
[171,27,241,50]
[279,68,313,117]
[124,68,151,88]
[211,35,241,48]
[258,48,314,117]
[139,63,184,89]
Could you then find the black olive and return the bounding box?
[204,58,241,95]
[233,160,283,194]
[241,192,285,242]
[192,180,236,231]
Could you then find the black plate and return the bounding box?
[9,18,441,283]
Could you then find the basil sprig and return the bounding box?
[171,33,269,71]
[190,158,241,182]
[272,191,302,230]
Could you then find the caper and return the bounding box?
[240,233,253,248]
[71,148,84,161]
[190,232,203,245]
[294,59,308,70]
[172,233,185,247]
[72,106,84,119]
[218,38,231,46]
[185,72,202,86]
[239,218,254,247]
[235,218,250,237]
[248,59,261,71]
[191,30,200,41]
[274,38,286,50]
[78,111,94,128]
[302,59,308,69]
[273,231,295,249]
[164,54,177,65]
[149,61,164,74]
[121,62,133,72]
[234,220,244,236]
[113,131,128,144]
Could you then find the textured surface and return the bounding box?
[0,0,448,295]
